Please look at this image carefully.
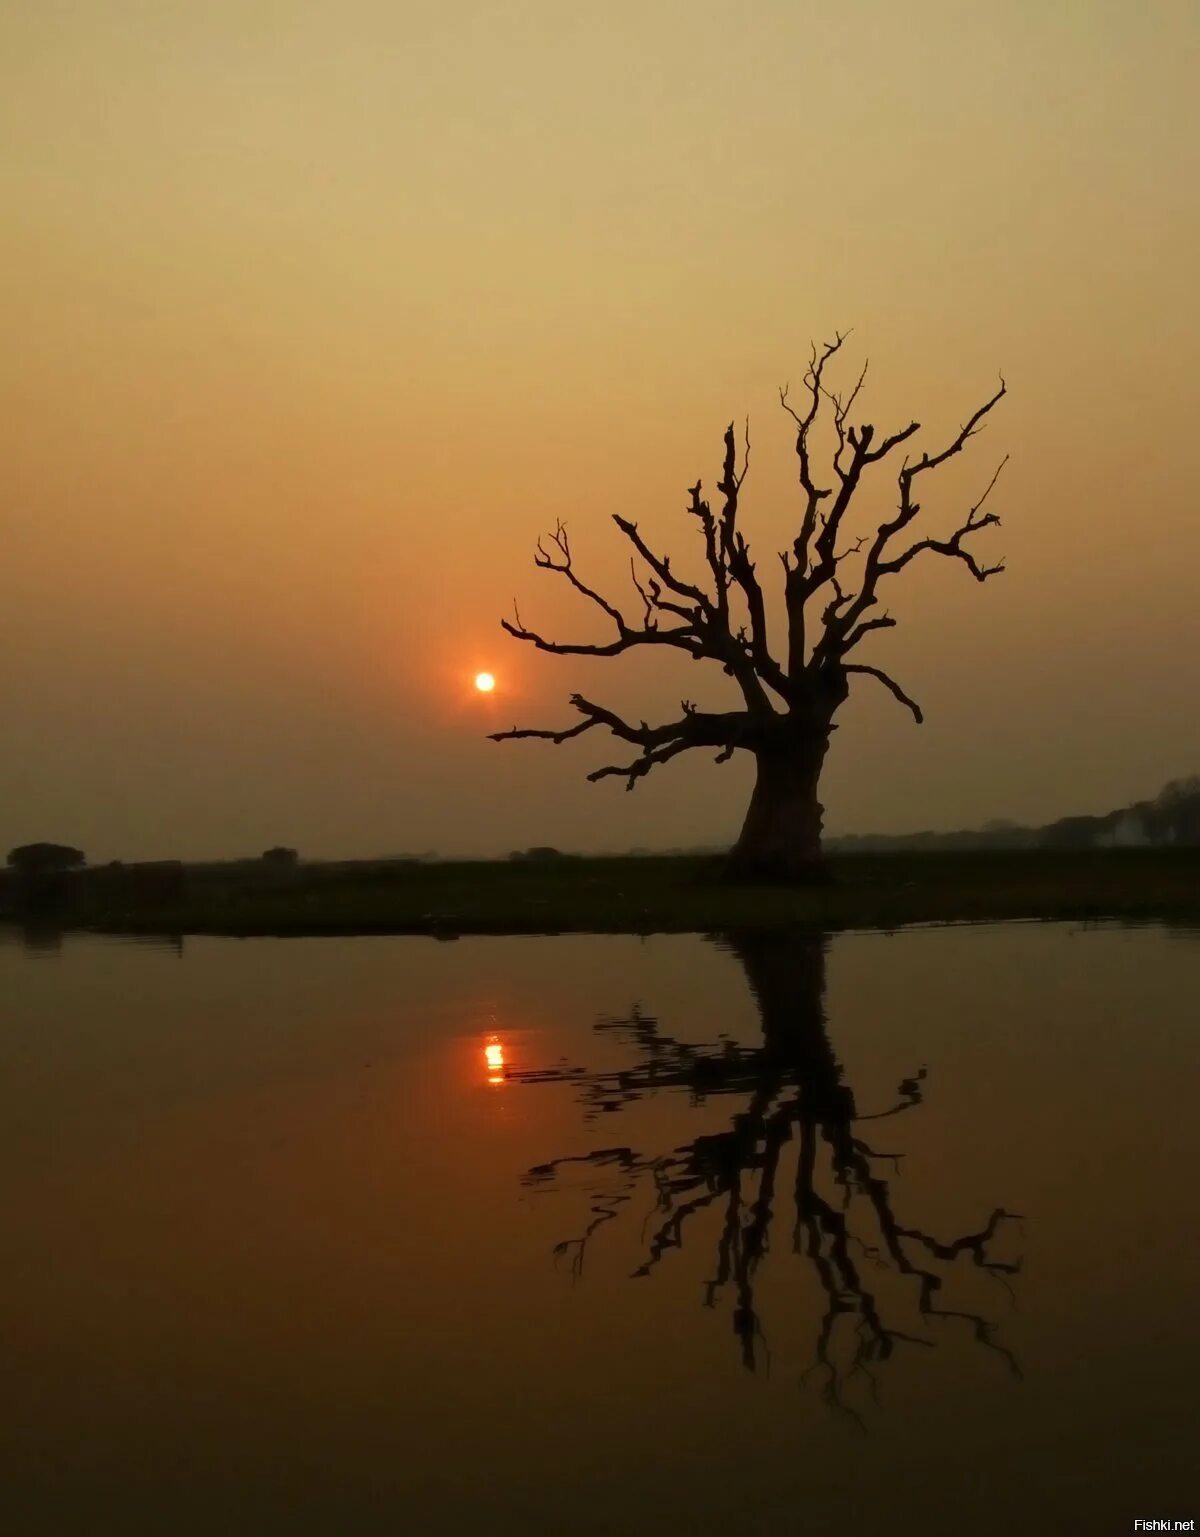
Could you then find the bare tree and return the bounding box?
[492,334,1008,879]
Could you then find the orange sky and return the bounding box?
[3,1,1198,859]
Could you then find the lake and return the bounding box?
[1,922,1197,1535]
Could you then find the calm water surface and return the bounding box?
[1,923,1197,1535]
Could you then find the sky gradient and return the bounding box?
[3,0,1198,860]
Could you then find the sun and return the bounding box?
[474,671,496,693]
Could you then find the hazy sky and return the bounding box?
[3,0,1198,860]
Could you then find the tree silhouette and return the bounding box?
[492,335,1007,879]
[512,932,1022,1425]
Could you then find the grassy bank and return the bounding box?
[2,849,1198,938]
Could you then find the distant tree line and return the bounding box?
[828,776,1200,854]
[1037,776,1200,851]
[0,843,302,919]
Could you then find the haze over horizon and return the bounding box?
[4,1,1198,864]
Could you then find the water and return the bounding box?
[1,922,1197,1535]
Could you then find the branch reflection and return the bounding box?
[513,931,1022,1425]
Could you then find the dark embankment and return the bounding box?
[1,849,1198,937]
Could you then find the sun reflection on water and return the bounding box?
[484,1036,505,1086]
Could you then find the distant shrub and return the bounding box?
[261,846,299,868]
[1040,815,1107,851]
[507,846,573,862]
[6,842,86,874]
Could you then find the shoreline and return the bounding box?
[2,849,1198,940]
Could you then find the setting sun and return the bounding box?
[474,672,495,693]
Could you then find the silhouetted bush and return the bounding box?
[124,861,188,906]
[261,846,299,868]
[507,846,574,863]
[7,842,86,874]
[1040,815,1109,851]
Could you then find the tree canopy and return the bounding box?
[492,333,1008,877]
[7,842,86,874]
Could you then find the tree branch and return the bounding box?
[535,521,625,629]
[811,377,1009,668]
[491,693,758,789]
[612,515,708,612]
[500,519,706,660]
[779,334,847,668]
[500,613,701,660]
[905,378,1007,481]
[779,336,928,674]
[488,715,601,746]
[844,664,924,723]
[877,453,1008,582]
[841,613,896,653]
[588,738,695,791]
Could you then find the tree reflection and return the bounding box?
[514,931,1022,1424]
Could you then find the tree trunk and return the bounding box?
[721,930,833,1059]
[727,733,832,882]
